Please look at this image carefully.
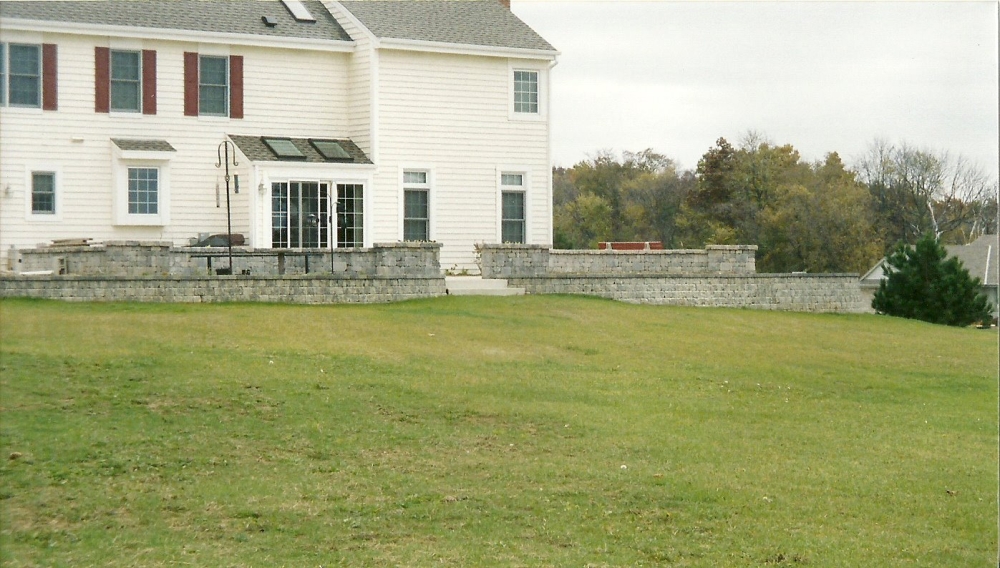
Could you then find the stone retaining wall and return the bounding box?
[478,244,757,278]
[14,241,442,278]
[2,242,445,304]
[478,244,867,313]
[0,275,445,304]
[505,274,867,313]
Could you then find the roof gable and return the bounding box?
[337,1,556,53]
[1,0,353,42]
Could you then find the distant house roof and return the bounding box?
[860,234,999,287]
[0,1,352,42]
[112,139,176,152]
[946,235,998,286]
[229,135,372,165]
[338,1,557,52]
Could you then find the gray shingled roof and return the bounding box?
[230,135,372,164]
[339,1,556,52]
[112,139,176,152]
[0,1,352,42]
[946,234,998,286]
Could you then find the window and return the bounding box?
[513,70,538,114]
[184,53,243,118]
[1,43,56,109]
[31,172,55,214]
[128,167,158,214]
[7,44,40,107]
[199,55,228,116]
[337,183,364,248]
[271,181,331,248]
[403,171,429,242]
[501,173,526,244]
[96,48,155,114]
[110,50,140,112]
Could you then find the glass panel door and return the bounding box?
[271,181,331,248]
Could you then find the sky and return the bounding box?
[513,1,999,181]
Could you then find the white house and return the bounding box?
[0,0,558,272]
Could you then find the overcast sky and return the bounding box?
[513,1,999,181]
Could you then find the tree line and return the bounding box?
[553,133,998,274]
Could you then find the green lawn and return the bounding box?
[0,296,996,567]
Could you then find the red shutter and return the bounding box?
[94,47,110,113]
[183,52,199,116]
[229,55,243,119]
[142,50,156,115]
[42,44,58,110]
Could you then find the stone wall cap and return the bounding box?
[374,242,442,249]
[705,245,758,251]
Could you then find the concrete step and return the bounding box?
[445,276,525,296]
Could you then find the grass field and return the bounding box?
[0,296,997,567]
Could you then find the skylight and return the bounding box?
[280,0,316,23]
[310,139,351,161]
[262,137,305,160]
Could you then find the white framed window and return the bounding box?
[509,63,546,121]
[499,171,528,244]
[24,165,62,221]
[127,167,159,214]
[199,55,228,117]
[4,43,41,108]
[402,170,430,242]
[31,171,56,214]
[513,70,538,114]
[110,50,141,112]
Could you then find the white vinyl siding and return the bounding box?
[373,50,551,269]
[0,31,351,259]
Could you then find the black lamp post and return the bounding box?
[215,139,238,274]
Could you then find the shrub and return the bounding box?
[872,233,993,326]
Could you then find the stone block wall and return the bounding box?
[15,242,441,278]
[504,274,867,313]
[478,244,866,313]
[0,275,446,304]
[3,242,445,304]
[478,244,757,278]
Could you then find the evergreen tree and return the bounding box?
[872,233,993,326]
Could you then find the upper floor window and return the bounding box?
[95,47,156,114]
[199,55,228,116]
[111,50,141,112]
[403,170,430,242]
[5,43,40,107]
[184,52,243,118]
[1,42,57,110]
[513,70,538,114]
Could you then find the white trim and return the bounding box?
[508,62,547,122]
[328,2,378,43]
[112,142,173,226]
[399,165,434,242]
[377,37,558,61]
[0,19,357,53]
[496,166,531,244]
[23,164,62,222]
